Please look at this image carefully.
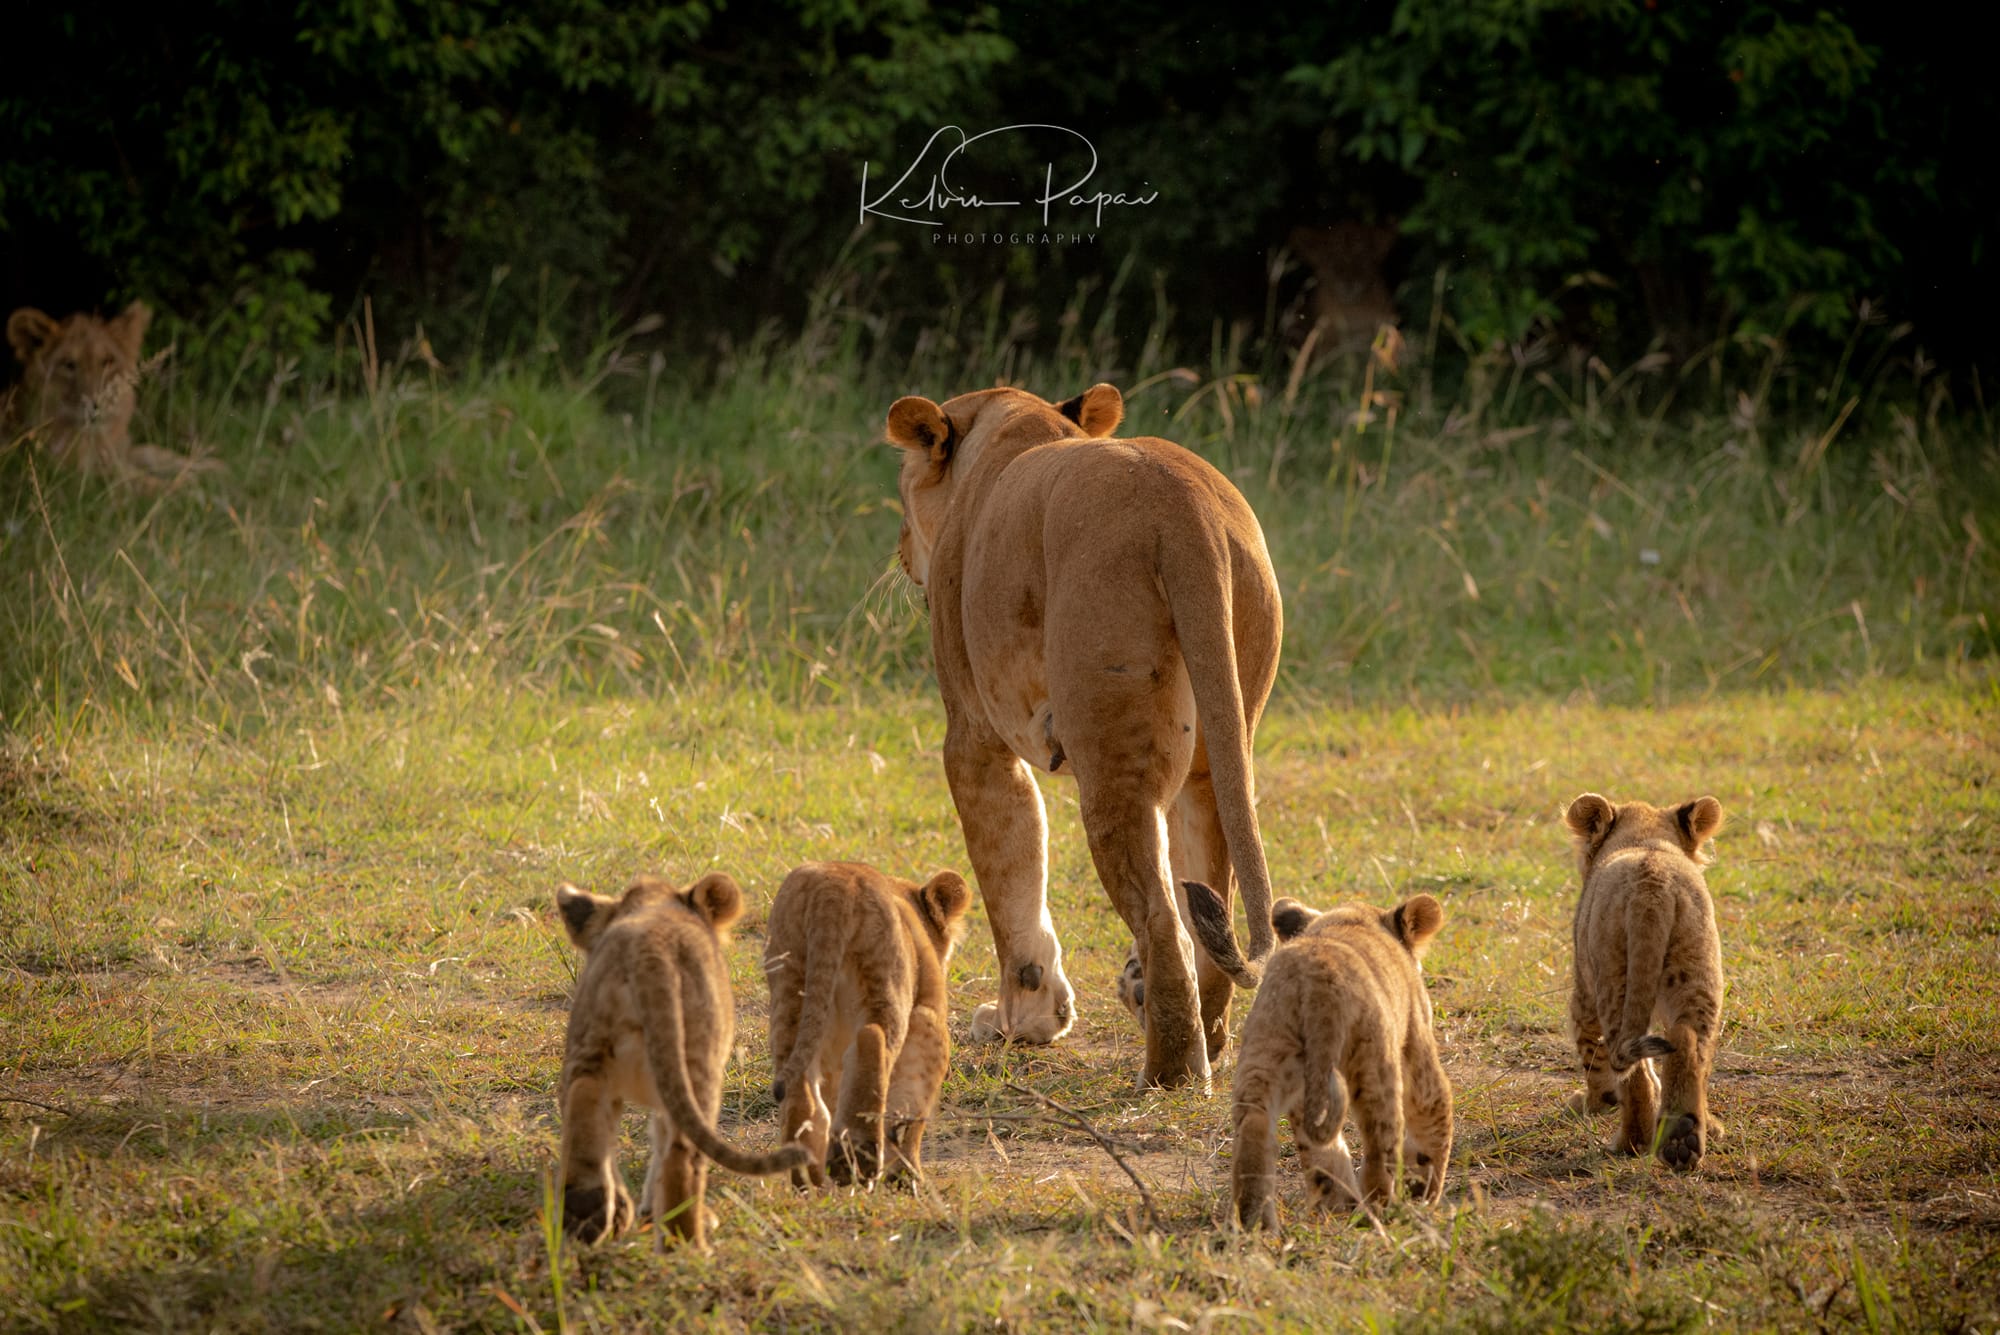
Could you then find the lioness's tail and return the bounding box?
[1185,879,1247,978]
[770,883,848,1103]
[1161,534,1275,987]
[634,950,809,1177]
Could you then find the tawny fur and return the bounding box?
[885,382,1283,1091]
[6,303,215,487]
[1563,792,1726,1172]
[1288,222,1399,359]
[764,861,972,1188]
[1187,882,1452,1230]
[554,873,807,1248]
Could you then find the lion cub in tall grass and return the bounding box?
[554,873,807,1247]
[765,861,972,1187]
[1563,793,1726,1171]
[1188,882,1453,1229]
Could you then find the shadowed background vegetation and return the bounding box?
[5,1,1996,383]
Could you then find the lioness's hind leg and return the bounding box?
[946,739,1075,1046]
[1169,772,1234,1063]
[1080,792,1206,1090]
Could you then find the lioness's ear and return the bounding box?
[108,301,152,358]
[1390,894,1444,955]
[918,870,973,926]
[7,308,57,364]
[1055,382,1123,437]
[684,872,743,931]
[886,395,953,465]
[1271,897,1320,941]
[1675,796,1723,855]
[1564,793,1616,846]
[555,881,616,951]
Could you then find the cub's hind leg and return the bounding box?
[651,1129,707,1247]
[1400,1032,1453,1204]
[1615,1058,1661,1156]
[1567,978,1620,1116]
[1297,1071,1361,1217]
[557,1074,633,1243]
[884,1003,950,1181]
[1228,1025,1293,1230]
[1658,969,1723,1170]
[1348,1038,1406,1204]
[829,1024,890,1185]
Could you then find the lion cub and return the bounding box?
[1188,882,1452,1229]
[765,861,972,1188]
[1564,793,1726,1171]
[7,302,216,485]
[554,873,806,1247]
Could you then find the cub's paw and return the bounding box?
[1567,1087,1619,1116]
[562,1179,634,1244]
[969,1002,1005,1043]
[1659,1114,1705,1172]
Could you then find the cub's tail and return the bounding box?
[770,883,849,1103]
[1612,1034,1676,1068]
[635,950,808,1177]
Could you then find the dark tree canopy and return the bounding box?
[3,1,1989,377]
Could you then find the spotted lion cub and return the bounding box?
[554,873,807,1247]
[1187,882,1452,1229]
[1564,793,1725,1171]
[766,861,972,1188]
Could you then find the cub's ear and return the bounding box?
[7,308,57,364]
[1390,894,1445,955]
[1055,382,1123,437]
[886,395,954,465]
[1675,796,1724,855]
[1270,897,1320,941]
[917,870,973,926]
[684,872,744,932]
[1564,793,1616,846]
[108,301,152,357]
[555,882,617,951]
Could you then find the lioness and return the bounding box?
[885,382,1282,1089]
[765,861,972,1187]
[554,873,807,1247]
[1563,792,1726,1171]
[5,302,210,485]
[1187,881,1452,1228]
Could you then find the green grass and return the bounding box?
[2,332,1997,1330]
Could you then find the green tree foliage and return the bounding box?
[2,2,1011,366]
[1,2,1989,376]
[1286,0,1991,355]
